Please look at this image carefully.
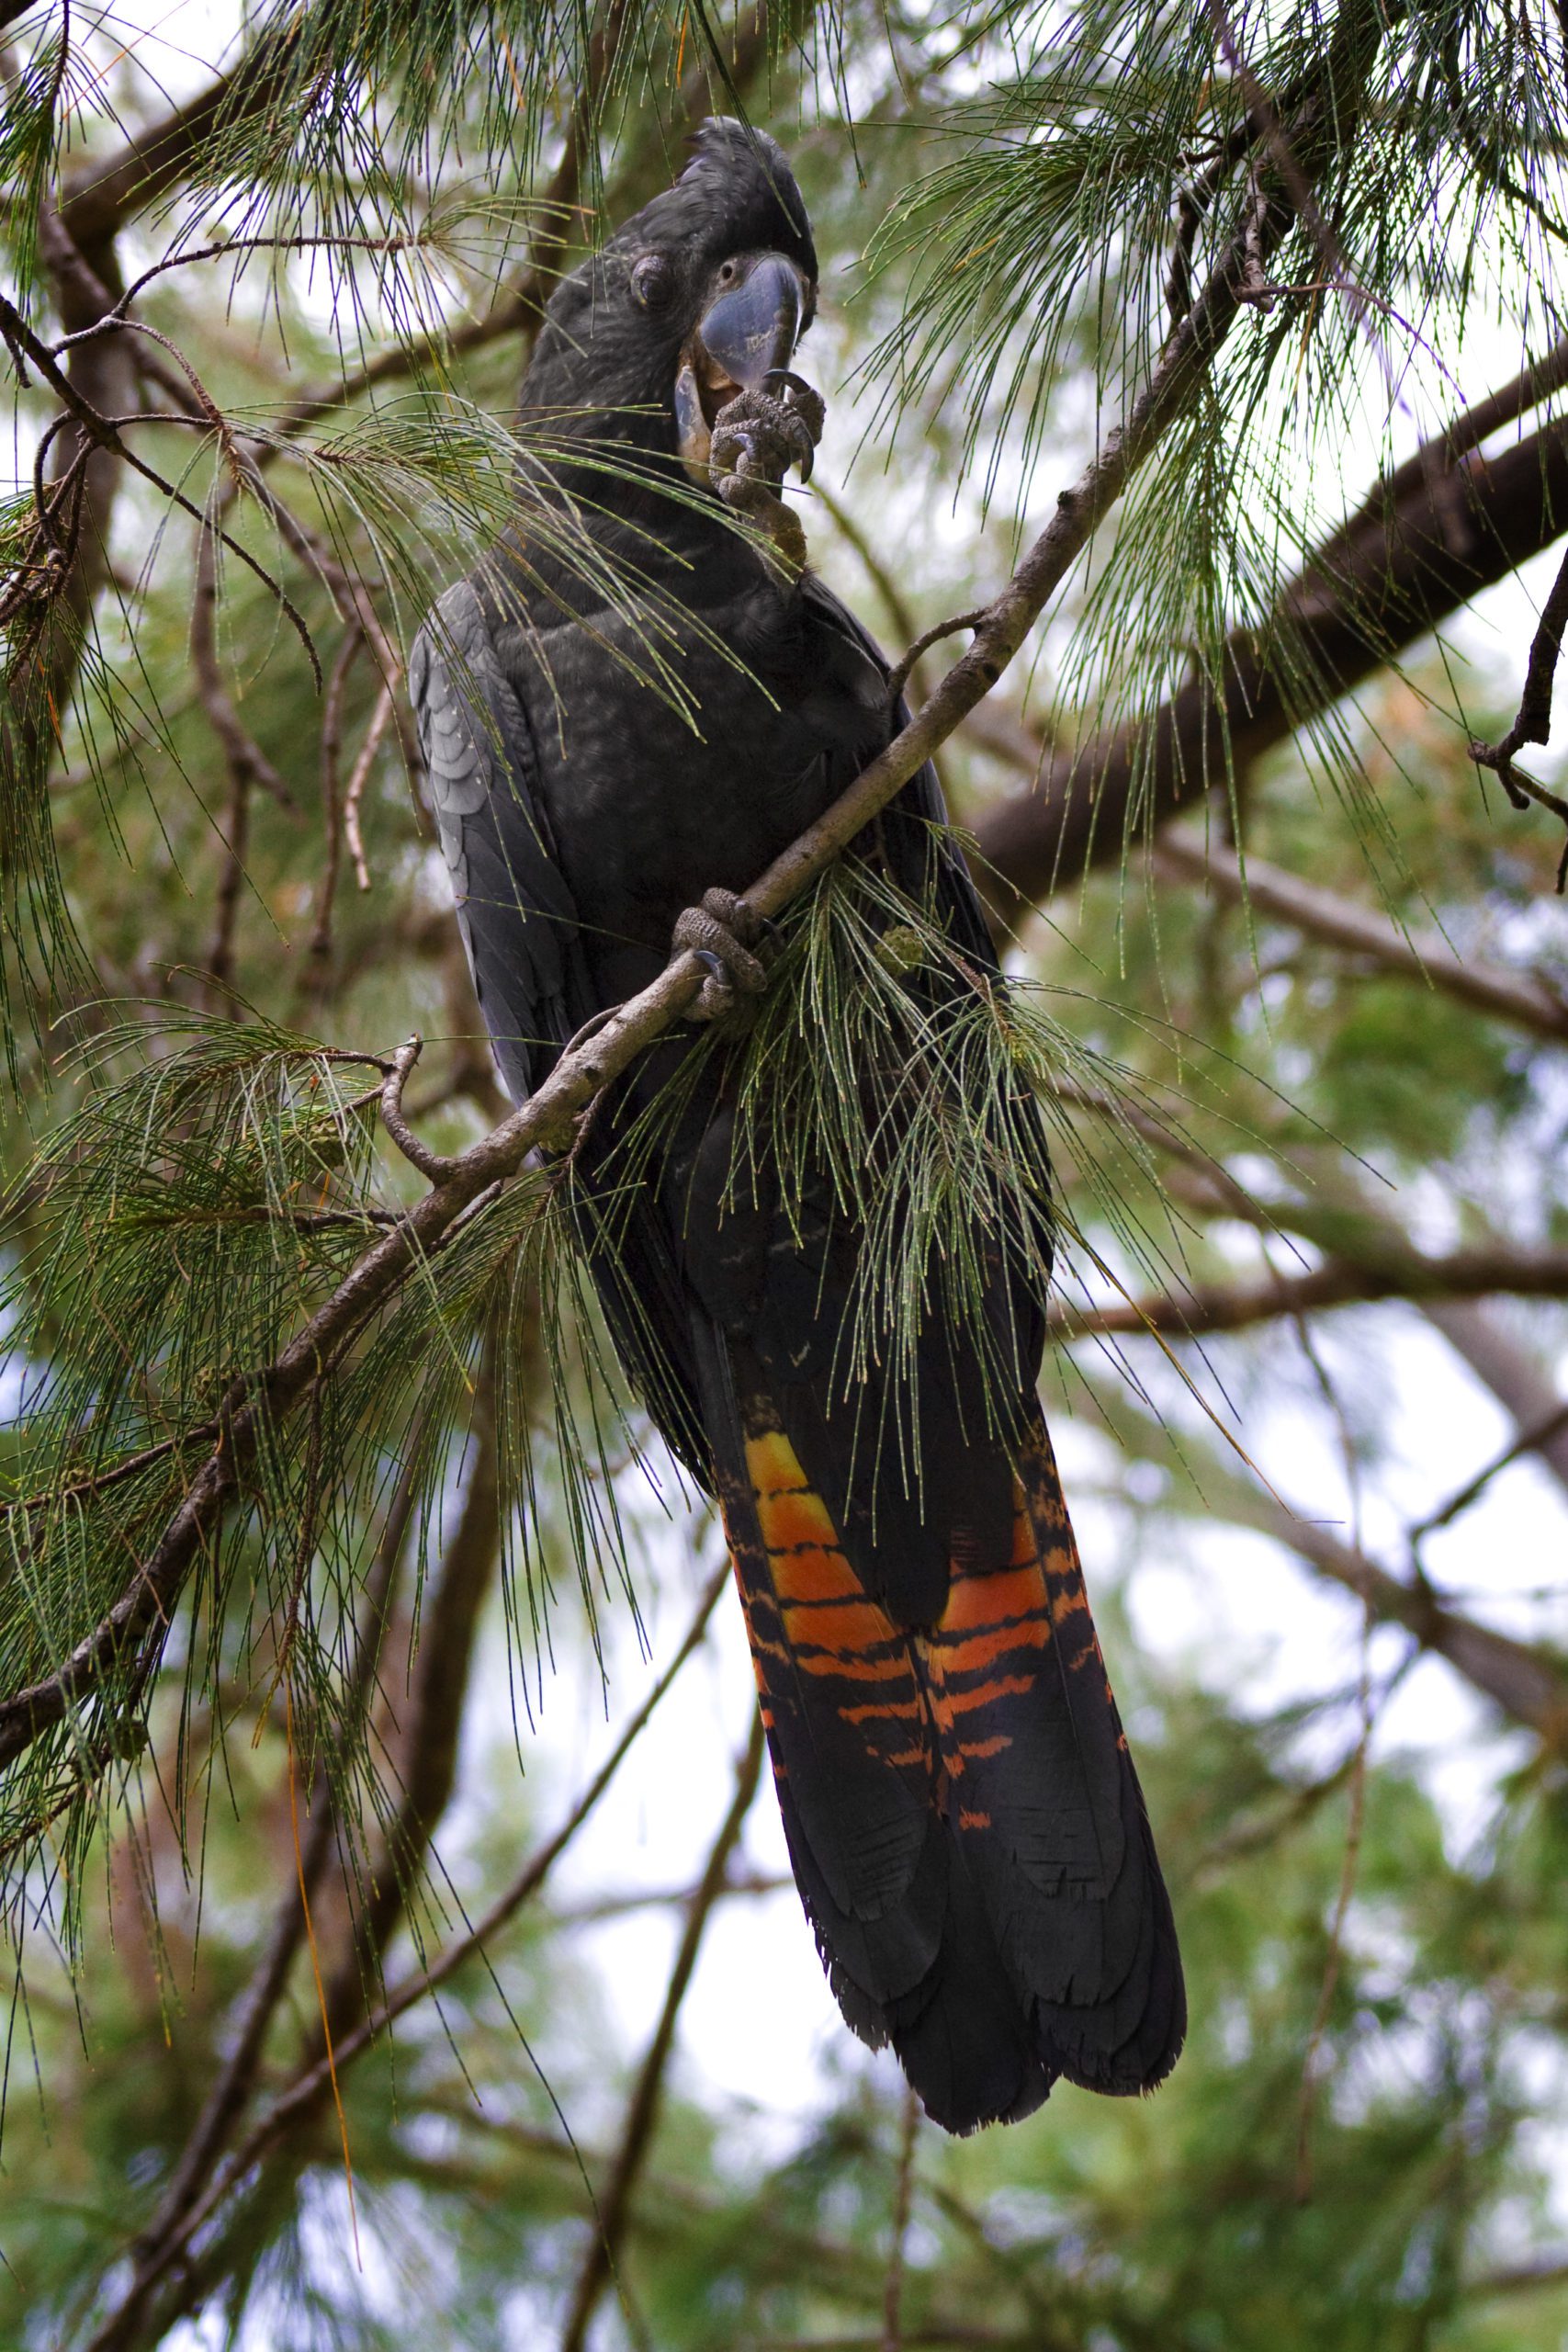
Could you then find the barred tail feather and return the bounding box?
[705,1332,1184,2133]
[921,1419,1186,2095]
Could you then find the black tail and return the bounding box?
[705,1339,1184,2134]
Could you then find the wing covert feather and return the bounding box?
[410,581,582,1103]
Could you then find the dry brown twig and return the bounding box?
[1469,537,1568,890]
[558,1712,766,2352]
[344,674,399,893]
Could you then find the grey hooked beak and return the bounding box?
[694,252,807,390]
[675,251,810,483]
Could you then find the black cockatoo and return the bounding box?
[411,119,1184,2133]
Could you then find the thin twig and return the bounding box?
[305,626,365,993]
[378,1036,457,1182]
[1089,1378,1568,1746]
[1408,1401,1568,1546]
[1470,537,1568,890]
[321,1355,500,2030]
[344,675,398,893]
[881,2086,921,2352]
[128,1438,422,2267]
[885,608,989,711]
[558,1712,766,2352]
[189,518,297,812]
[205,759,251,1012]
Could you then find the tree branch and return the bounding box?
[124,1442,419,2282]
[249,0,782,452]
[56,39,306,253]
[1049,1243,1568,1340]
[84,1559,731,2352]
[1420,1298,1568,1500]
[558,1711,766,2352]
[1153,827,1568,1045]
[975,397,1568,913]
[1087,1137,1568,1502]
[1086,1382,1568,1746]
[323,1357,501,2024]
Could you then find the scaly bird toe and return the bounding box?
[672,891,775,1024]
[709,380,823,571]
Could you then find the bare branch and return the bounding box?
[558,1712,766,2352]
[204,756,251,1011]
[885,608,989,710]
[1154,829,1568,1044]
[303,626,364,994]
[1466,2256,1568,2301]
[1140,1155,1568,1502]
[1469,534,1568,885]
[1048,1243,1568,1340]
[344,676,396,894]
[975,403,1568,915]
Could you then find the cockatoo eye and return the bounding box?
[630,253,676,311]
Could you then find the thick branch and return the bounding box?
[976,406,1568,911]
